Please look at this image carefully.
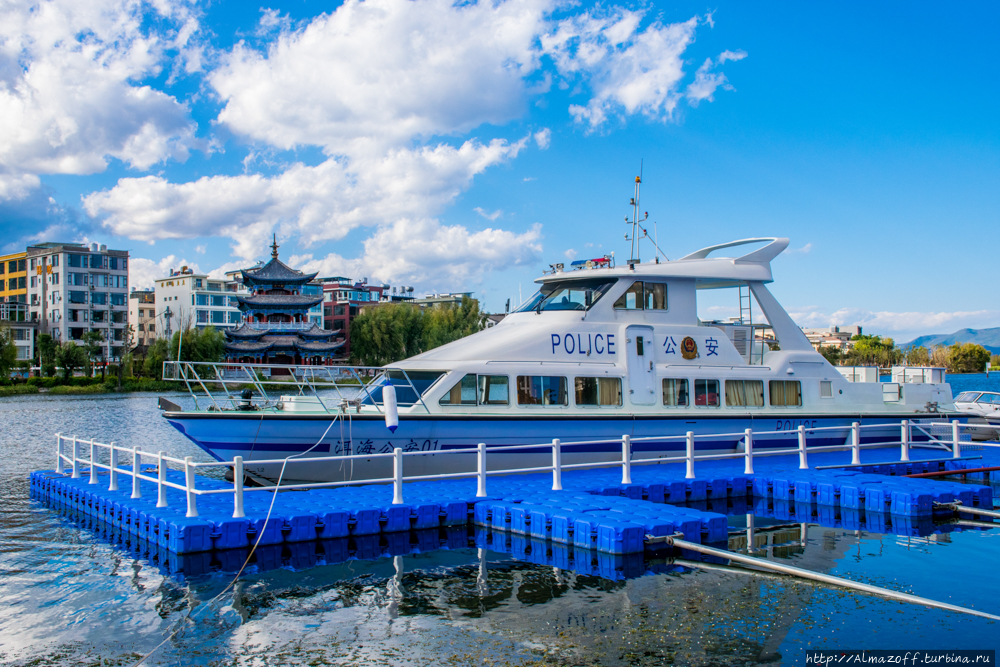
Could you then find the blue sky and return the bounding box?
[2,0,997,343]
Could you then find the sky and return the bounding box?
[2,0,997,344]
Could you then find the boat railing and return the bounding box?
[53,418,986,520]
[160,361,432,414]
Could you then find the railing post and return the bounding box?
[476,443,487,498]
[851,422,861,465]
[551,439,562,491]
[900,420,910,462]
[108,443,119,491]
[621,435,632,485]
[233,456,245,518]
[184,456,198,517]
[952,420,961,459]
[685,431,695,479]
[88,440,98,485]
[392,448,404,504]
[156,451,168,508]
[798,425,808,470]
[743,428,754,475]
[55,433,63,473]
[71,436,80,479]
[130,447,141,499]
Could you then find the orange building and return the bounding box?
[0,251,27,303]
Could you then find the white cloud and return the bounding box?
[0,0,203,200]
[128,255,201,290]
[556,13,700,127]
[474,207,503,221]
[210,0,553,154]
[194,245,206,254]
[296,219,543,290]
[85,137,528,259]
[533,128,552,149]
[564,248,577,260]
[786,306,1000,339]
[786,242,813,254]
[686,50,746,106]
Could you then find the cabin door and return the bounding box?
[625,326,656,405]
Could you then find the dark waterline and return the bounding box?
[2,382,1000,665]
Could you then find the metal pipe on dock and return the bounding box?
[907,466,1000,479]
[663,536,1000,621]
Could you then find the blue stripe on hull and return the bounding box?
[166,414,932,460]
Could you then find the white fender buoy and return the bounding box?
[384,383,399,433]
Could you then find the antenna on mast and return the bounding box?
[627,160,648,264]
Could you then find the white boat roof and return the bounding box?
[537,237,788,289]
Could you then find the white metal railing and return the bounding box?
[244,322,315,331]
[160,361,432,415]
[51,419,991,522]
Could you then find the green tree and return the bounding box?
[844,334,902,367]
[55,342,87,380]
[0,327,18,381]
[947,343,991,373]
[904,346,930,366]
[992,354,1000,370]
[144,338,169,380]
[818,346,843,365]
[81,330,105,377]
[350,304,424,366]
[169,326,225,364]
[117,324,135,390]
[420,296,487,350]
[36,333,57,377]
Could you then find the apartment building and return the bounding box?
[128,289,157,348]
[802,325,862,352]
[321,277,388,356]
[0,251,27,303]
[25,242,130,361]
[0,301,35,363]
[154,267,246,337]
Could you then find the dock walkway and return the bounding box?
[30,445,995,560]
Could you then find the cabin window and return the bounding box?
[694,379,720,407]
[440,374,478,405]
[769,380,802,407]
[517,376,568,406]
[725,380,765,407]
[514,278,615,313]
[662,379,689,407]
[613,281,668,310]
[820,380,833,398]
[575,377,622,406]
[479,375,509,405]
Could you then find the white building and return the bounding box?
[26,242,130,361]
[128,289,157,348]
[802,325,862,352]
[154,267,247,338]
[1,302,35,364]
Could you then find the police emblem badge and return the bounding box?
[681,336,698,360]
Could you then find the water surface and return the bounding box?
[2,383,999,666]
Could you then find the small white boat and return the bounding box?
[954,391,1000,440]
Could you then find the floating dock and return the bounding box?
[30,445,996,571]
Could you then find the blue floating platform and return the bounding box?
[29,445,996,562]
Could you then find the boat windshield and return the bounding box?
[955,392,981,402]
[514,278,615,313]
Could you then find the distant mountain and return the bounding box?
[902,327,1000,354]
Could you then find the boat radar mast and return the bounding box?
[624,169,668,265]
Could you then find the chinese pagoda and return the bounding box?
[224,237,343,365]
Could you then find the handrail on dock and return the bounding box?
[52,417,981,521]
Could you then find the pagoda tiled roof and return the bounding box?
[223,340,274,353]
[295,340,345,352]
[299,324,339,339]
[224,323,266,339]
[235,294,323,310]
[242,256,317,287]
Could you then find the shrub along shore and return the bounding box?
[0,376,178,396]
